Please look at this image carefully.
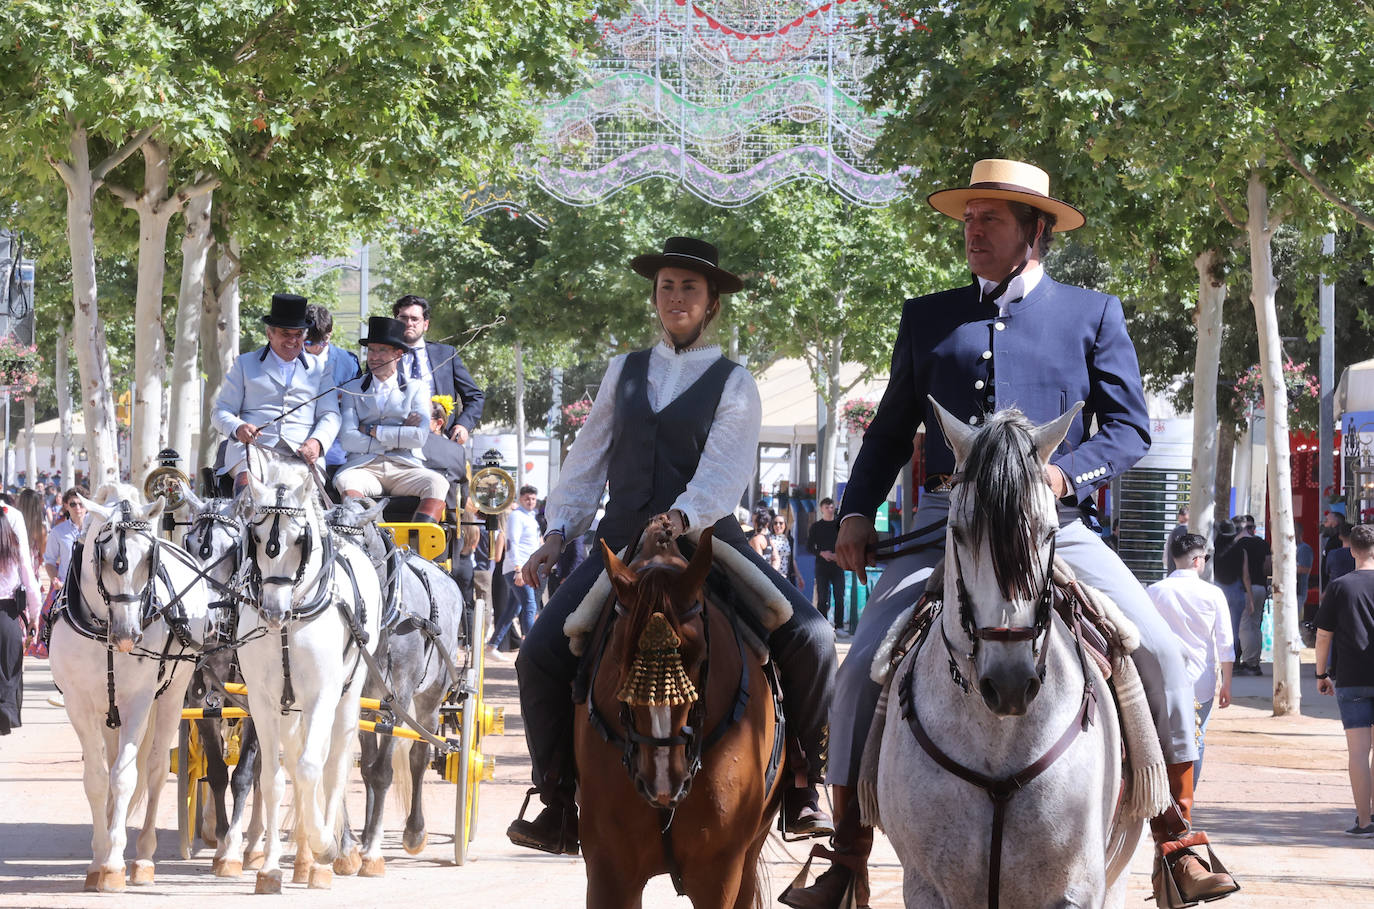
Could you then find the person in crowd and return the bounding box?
[304,303,362,489]
[1321,510,1346,590]
[808,497,847,634]
[211,293,340,491]
[15,489,47,582]
[1328,522,1356,584]
[769,513,805,591]
[1213,520,1261,677]
[802,160,1237,908]
[472,503,505,653]
[507,237,836,856]
[1164,505,1189,571]
[1296,520,1317,644]
[1314,523,1374,837]
[749,506,773,556]
[334,316,450,523]
[391,294,485,443]
[488,485,543,661]
[35,488,87,658]
[1148,533,1234,784]
[1232,514,1271,676]
[453,495,479,615]
[0,501,42,734]
[429,397,453,435]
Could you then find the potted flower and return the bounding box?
[0,336,41,397]
[558,398,594,439]
[1232,357,1319,431]
[840,397,877,436]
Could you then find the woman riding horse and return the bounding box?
[508,236,837,855]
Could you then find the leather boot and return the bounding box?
[779,784,871,909]
[507,786,579,856]
[783,783,835,839]
[1149,762,1239,907]
[412,498,444,523]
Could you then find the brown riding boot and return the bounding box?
[1150,762,1239,907]
[411,498,444,523]
[778,784,871,909]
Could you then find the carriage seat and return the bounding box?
[382,496,424,523]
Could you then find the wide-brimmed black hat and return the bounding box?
[261,293,311,329]
[630,237,743,294]
[359,316,409,349]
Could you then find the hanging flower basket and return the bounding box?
[0,336,41,396]
[840,397,878,436]
[558,398,594,438]
[1232,358,1319,430]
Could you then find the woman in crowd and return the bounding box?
[0,501,42,734]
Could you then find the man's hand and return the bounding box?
[235,423,261,444]
[512,569,526,588]
[404,412,423,427]
[649,509,688,540]
[836,516,878,572]
[521,536,563,587]
[1318,677,1335,696]
[299,439,323,464]
[447,424,470,444]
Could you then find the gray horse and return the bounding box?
[326,497,466,874]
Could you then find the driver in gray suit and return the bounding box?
[211,293,341,490]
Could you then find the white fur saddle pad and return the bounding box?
[563,528,793,657]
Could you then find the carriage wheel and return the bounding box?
[176,723,204,860]
[453,596,488,865]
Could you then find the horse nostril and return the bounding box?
[979,678,1000,711]
[1024,677,1041,704]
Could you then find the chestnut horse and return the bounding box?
[575,526,785,908]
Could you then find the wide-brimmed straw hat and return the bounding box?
[927,159,1085,231]
[631,236,744,294]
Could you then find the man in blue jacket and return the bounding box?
[782,160,1237,909]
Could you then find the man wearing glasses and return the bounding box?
[1147,532,1235,784]
[211,293,341,490]
[304,304,362,486]
[392,294,485,444]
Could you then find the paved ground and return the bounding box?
[1,647,1371,907]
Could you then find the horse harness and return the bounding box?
[582,588,786,897]
[897,536,1104,909]
[246,490,371,715]
[52,503,202,729]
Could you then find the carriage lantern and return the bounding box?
[144,447,191,531]
[470,448,517,531]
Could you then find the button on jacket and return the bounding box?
[212,347,341,470]
[337,370,433,472]
[840,277,1150,522]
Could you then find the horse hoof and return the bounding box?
[214,859,243,878]
[97,868,126,892]
[244,851,266,870]
[332,849,361,876]
[130,861,155,885]
[83,871,100,892]
[359,856,386,878]
[254,869,282,895]
[402,832,427,855]
[291,859,312,885]
[307,866,332,890]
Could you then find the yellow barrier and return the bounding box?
[359,718,425,742]
[378,521,449,563]
[181,706,250,720]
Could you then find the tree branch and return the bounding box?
[104,182,139,206]
[1273,128,1374,231]
[174,174,221,204]
[1211,183,1246,231]
[91,125,157,186]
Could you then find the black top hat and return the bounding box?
[630,237,744,294]
[359,316,409,350]
[261,293,311,329]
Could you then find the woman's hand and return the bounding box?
[520,536,563,588]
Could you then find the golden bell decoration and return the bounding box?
[617,612,699,707]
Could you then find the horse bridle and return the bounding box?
[91,501,159,617]
[248,488,314,590]
[186,510,246,612]
[943,529,1057,693]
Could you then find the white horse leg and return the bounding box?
[324,677,364,876]
[131,694,185,883]
[252,715,286,894]
[69,717,113,890]
[294,697,335,867]
[98,694,153,889]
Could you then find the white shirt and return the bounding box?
[544,342,762,540]
[266,348,299,384]
[505,506,543,572]
[1146,568,1236,702]
[408,342,434,400]
[977,262,1045,315]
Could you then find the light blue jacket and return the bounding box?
[337,369,431,472]
[211,346,341,471]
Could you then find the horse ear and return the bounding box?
[246,475,270,504]
[79,494,112,522]
[141,497,165,523]
[676,527,714,604]
[928,395,975,465]
[1032,401,1085,464]
[180,483,205,513]
[600,539,638,601]
[360,497,388,522]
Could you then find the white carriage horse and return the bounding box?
[48,485,211,892]
[237,459,381,893]
[875,402,1142,908]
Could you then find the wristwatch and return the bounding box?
[1315,671,1330,680]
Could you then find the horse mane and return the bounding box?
[612,560,697,674]
[961,409,1045,600]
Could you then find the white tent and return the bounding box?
[1336,358,1374,418]
[755,357,888,446]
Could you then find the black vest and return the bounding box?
[598,349,748,552]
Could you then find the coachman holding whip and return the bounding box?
[783,160,1240,909]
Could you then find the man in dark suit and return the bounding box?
[392,294,485,443]
[782,160,1237,909]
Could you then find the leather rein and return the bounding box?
[901,533,1099,909]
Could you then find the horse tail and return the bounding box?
[392,737,414,817]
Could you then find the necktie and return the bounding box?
[410,350,421,379]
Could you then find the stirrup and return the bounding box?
[1152,836,1239,908]
[778,845,863,909]
[506,787,579,857]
